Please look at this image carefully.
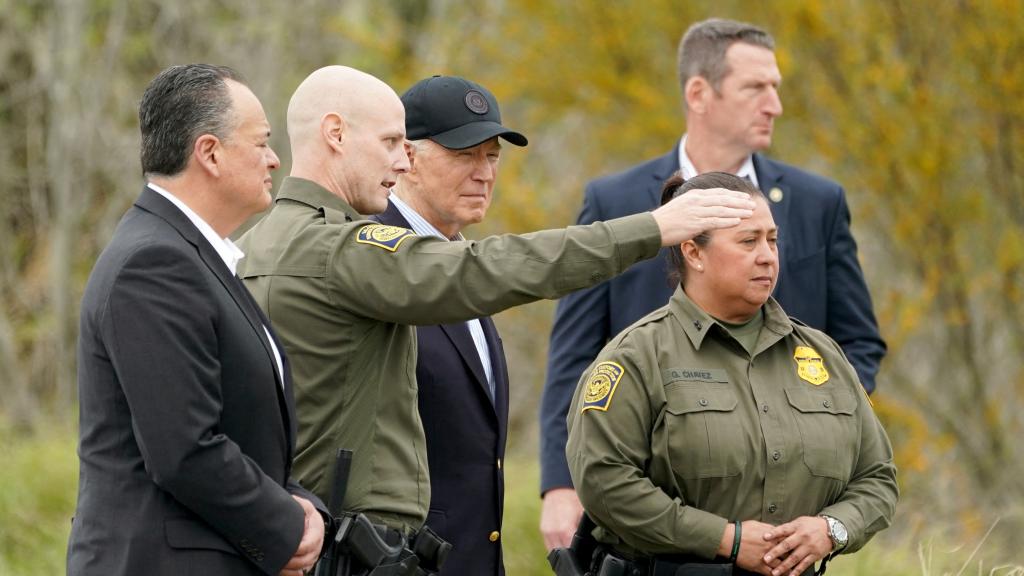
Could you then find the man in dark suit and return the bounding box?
[538,18,888,549]
[68,64,324,576]
[372,75,528,576]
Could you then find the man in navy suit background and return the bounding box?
[374,75,528,576]
[538,18,888,549]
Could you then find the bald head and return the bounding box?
[286,65,410,213]
[287,65,399,154]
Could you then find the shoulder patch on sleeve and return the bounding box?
[355,224,416,252]
[582,361,625,413]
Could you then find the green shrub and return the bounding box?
[0,424,78,576]
[2,426,1019,576]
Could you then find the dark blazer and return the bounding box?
[539,144,887,493]
[375,201,510,576]
[68,187,322,576]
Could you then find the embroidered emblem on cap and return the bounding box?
[582,361,624,413]
[355,224,416,252]
[794,345,830,385]
[464,90,489,114]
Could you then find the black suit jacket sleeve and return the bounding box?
[104,242,305,573]
[538,183,611,493]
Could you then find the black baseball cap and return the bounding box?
[402,75,528,150]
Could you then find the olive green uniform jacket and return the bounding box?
[567,288,897,561]
[237,177,662,531]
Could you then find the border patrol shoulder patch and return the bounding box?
[355,224,416,252]
[582,361,625,413]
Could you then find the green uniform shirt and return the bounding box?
[237,177,662,531]
[567,288,897,560]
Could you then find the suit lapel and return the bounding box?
[479,317,507,431]
[753,154,791,258]
[646,144,683,208]
[439,322,493,403]
[753,153,790,295]
[135,187,294,447]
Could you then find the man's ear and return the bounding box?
[684,76,710,115]
[404,141,417,171]
[322,112,346,153]
[193,134,221,177]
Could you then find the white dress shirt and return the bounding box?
[678,134,759,188]
[147,183,285,385]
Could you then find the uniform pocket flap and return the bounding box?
[665,382,737,415]
[165,518,240,555]
[784,387,856,415]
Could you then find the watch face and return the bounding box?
[832,518,849,543]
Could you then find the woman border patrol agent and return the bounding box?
[566,172,897,576]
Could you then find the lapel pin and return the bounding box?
[769,187,784,203]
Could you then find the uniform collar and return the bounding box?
[669,286,793,352]
[274,176,363,223]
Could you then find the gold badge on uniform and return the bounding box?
[794,346,829,385]
[582,361,624,413]
[355,224,416,252]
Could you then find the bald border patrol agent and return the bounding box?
[237,66,756,574]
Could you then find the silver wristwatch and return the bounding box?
[820,515,849,552]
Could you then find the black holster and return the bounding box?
[547,513,599,576]
[312,449,451,576]
[318,513,451,576]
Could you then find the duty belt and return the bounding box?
[597,548,810,576]
[313,449,451,576]
[319,512,451,576]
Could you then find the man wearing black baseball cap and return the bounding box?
[373,75,526,575]
[403,75,527,150]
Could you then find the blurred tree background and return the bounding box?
[1,0,1022,573]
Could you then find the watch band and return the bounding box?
[819,515,848,552]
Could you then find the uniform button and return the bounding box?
[497,458,502,469]
[772,450,781,461]
[768,503,777,514]
[823,400,832,408]
[698,398,709,407]
[762,404,769,413]
[489,531,500,542]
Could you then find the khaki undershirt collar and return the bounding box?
[670,287,793,356]
[716,309,765,356]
